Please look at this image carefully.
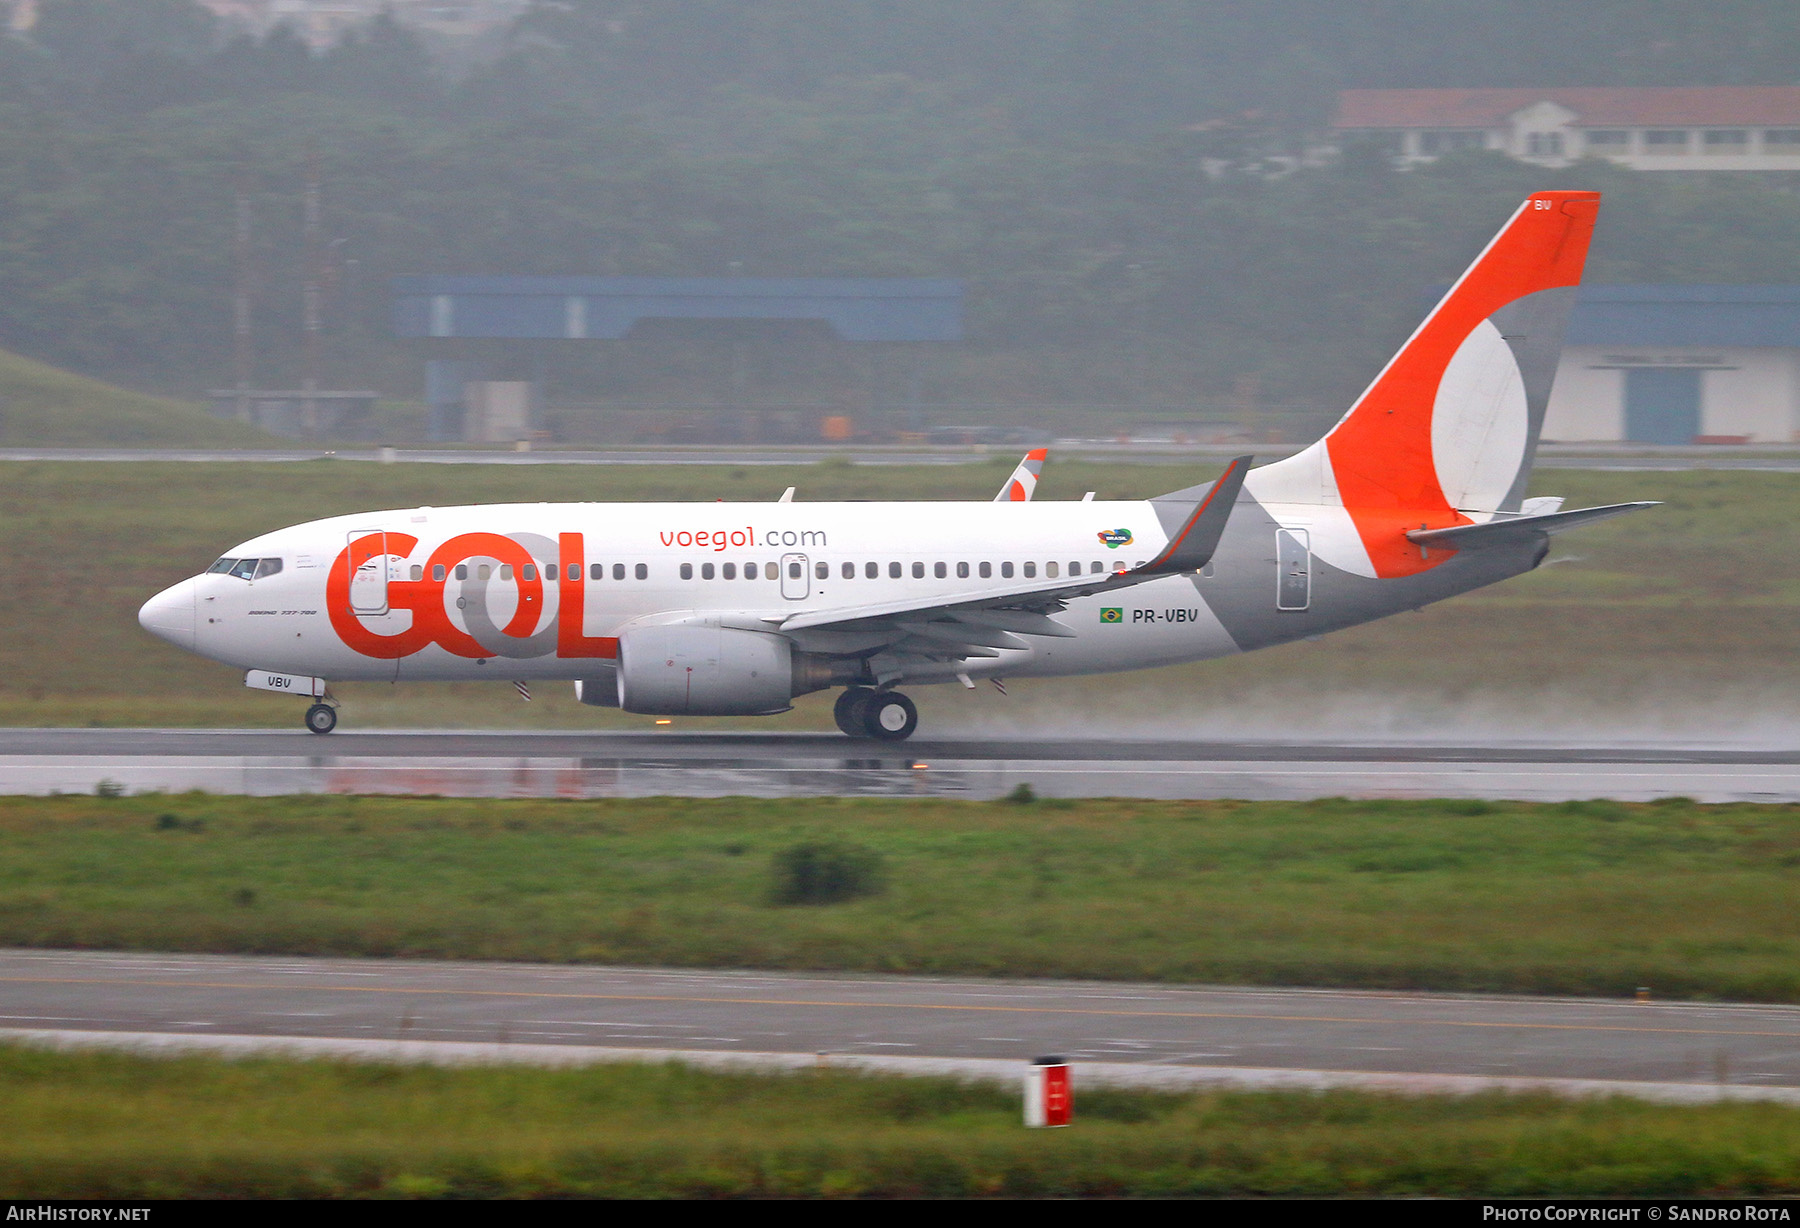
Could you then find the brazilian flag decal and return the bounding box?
[1100,608,1123,624]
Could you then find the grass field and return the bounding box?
[7,1045,1800,1198]
[0,457,1790,737]
[0,349,270,447]
[10,792,1800,999]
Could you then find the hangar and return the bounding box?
[1546,286,1800,444]
[391,276,964,443]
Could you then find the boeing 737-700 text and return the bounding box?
[139,191,1650,740]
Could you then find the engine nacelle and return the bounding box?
[616,625,806,715]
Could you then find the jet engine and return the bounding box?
[615,625,844,715]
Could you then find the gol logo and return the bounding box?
[327,531,618,661]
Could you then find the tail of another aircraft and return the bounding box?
[1244,191,1601,578]
[995,447,1048,502]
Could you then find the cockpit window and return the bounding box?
[207,558,237,575]
[228,558,259,580]
[253,558,283,579]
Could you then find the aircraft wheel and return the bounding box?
[862,691,917,742]
[833,686,874,737]
[304,703,338,735]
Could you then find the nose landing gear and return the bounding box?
[304,701,338,735]
[833,686,917,741]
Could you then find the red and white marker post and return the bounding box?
[1024,1056,1072,1128]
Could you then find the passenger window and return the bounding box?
[501,565,513,581]
[956,562,970,579]
[568,563,580,582]
[1024,562,1037,578]
[635,563,648,579]
[455,564,468,581]
[522,565,536,582]
[842,562,855,580]
[432,564,445,582]
[590,563,603,580]
[207,557,236,575]
[723,562,736,580]
[1047,562,1059,579]
[1069,561,1080,576]
[480,565,492,581]
[934,562,946,579]
[702,563,715,580]
[614,564,626,580]
[912,562,924,579]
[889,562,901,579]
[1091,561,1103,574]
[228,558,258,580]
[979,562,992,579]
[744,562,758,579]
[815,561,829,580]
[865,561,878,579]
[255,558,283,579]
[681,563,694,580]
[788,561,802,579]
[410,565,423,582]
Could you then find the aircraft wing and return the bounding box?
[1406,501,1657,551]
[778,457,1250,681]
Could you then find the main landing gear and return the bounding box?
[303,701,338,735]
[834,686,918,742]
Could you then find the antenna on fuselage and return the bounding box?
[778,487,795,503]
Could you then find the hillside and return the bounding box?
[0,348,270,447]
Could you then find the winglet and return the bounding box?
[1139,455,1251,574]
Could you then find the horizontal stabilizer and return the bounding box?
[1406,502,1657,551]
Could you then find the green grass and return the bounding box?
[0,349,270,447]
[4,1045,1800,1198]
[0,458,1782,733]
[11,793,1800,1000]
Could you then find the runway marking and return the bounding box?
[5,974,1800,1041]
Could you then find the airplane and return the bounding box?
[139,190,1650,742]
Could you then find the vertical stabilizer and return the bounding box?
[995,447,1049,502]
[1245,191,1600,578]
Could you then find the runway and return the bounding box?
[5,727,1800,802]
[5,949,1800,1103]
[6,443,1800,470]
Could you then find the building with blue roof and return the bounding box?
[1546,285,1800,444]
[391,275,964,442]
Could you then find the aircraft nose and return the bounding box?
[138,577,197,652]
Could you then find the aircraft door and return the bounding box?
[347,531,389,615]
[1276,528,1311,611]
[780,553,810,600]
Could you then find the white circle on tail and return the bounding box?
[1429,317,1528,523]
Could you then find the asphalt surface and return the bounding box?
[5,728,1800,802]
[6,444,1800,470]
[4,950,1799,1100]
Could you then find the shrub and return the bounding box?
[768,841,886,906]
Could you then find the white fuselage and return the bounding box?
[143,499,1250,684]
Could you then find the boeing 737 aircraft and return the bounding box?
[140,191,1649,741]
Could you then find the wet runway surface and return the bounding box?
[5,949,1799,1098]
[6,445,1799,470]
[5,728,1800,802]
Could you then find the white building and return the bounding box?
[1335,87,1800,171]
[1545,287,1800,444]
[194,0,528,50]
